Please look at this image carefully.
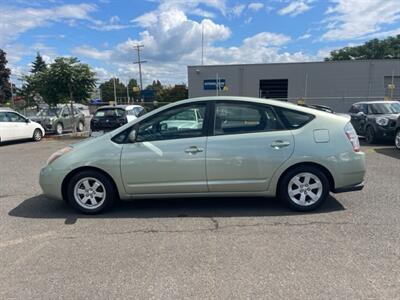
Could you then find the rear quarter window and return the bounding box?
[276,108,314,129]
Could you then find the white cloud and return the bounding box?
[72,45,112,60]
[231,4,246,17]
[89,15,133,31]
[278,1,312,17]
[243,32,291,47]
[248,2,264,12]
[298,33,312,40]
[0,4,96,44]
[131,9,231,61]
[322,0,400,40]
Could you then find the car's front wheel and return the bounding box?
[55,123,63,135]
[395,129,400,150]
[66,170,116,214]
[32,129,43,142]
[77,121,84,132]
[279,166,329,211]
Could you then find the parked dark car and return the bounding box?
[349,101,400,144]
[30,105,85,135]
[395,116,400,150]
[90,105,144,136]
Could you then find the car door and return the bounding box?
[350,104,366,134]
[0,111,15,141]
[5,112,29,140]
[60,106,72,130]
[206,101,294,192]
[120,102,209,195]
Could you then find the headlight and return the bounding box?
[47,146,73,165]
[376,117,389,126]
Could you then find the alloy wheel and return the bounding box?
[287,172,323,207]
[56,123,63,135]
[73,177,106,210]
[33,129,42,141]
[395,130,400,150]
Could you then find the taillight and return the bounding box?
[344,122,360,152]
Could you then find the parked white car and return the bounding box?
[125,105,145,122]
[0,109,45,143]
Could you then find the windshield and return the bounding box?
[37,108,61,117]
[368,102,400,114]
[95,108,125,117]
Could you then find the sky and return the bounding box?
[1,0,400,87]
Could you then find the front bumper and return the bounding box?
[39,165,65,201]
[374,125,396,139]
[333,182,364,193]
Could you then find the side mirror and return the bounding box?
[356,111,366,118]
[25,118,30,123]
[128,130,137,143]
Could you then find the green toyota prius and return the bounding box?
[40,97,366,214]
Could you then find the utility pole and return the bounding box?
[133,44,147,93]
[126,82,130,104]
[113,76,117,104]
[201,23,204,65]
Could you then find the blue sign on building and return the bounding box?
[204,79,226,90]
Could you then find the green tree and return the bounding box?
[31,52,47,73]
[145,80,163,91]
[156,84,188,103]
[99,78,126,102]
[325,35,400,61]
[0,49,12,105]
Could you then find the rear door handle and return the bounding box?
[185,146,204,154]
[271,140,291,149]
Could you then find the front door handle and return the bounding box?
[271,140,291,149]
[185,146,204,154]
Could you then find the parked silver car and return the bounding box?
[30,105,85,135]
[40,97,366,214]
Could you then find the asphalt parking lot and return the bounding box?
[1,139,399,299]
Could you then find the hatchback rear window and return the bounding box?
[277,108,314,129]
[95,108,125,117]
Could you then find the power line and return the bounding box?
[132,44,147,92]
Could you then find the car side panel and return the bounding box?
[266,117,366,196]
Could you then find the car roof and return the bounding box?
[0,108,15,112]
[353,101,400,105]
[96,105,128,110]
[151,96,348,120]
[125,105,144,110]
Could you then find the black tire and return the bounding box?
[32,129,43,142]
[278,165,330,212]
[66,170,116,214]
[365,126,376,144]
[395,129,400,150]
[55,123,63,135]
[77,121,84,132]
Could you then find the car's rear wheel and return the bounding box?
[66,170,116,214]
[77,121,84,132]
[395,130,400,150]
[279,166,329,211]
[32,129,43,141]
[365,126,376,144]
[55,123,63,135]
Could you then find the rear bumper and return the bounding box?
[333,182,364,193]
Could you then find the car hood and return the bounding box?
[369,113,400,120]
[71,132,113,150]
[30,116,54,122]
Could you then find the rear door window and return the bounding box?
[214,102,283,135]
